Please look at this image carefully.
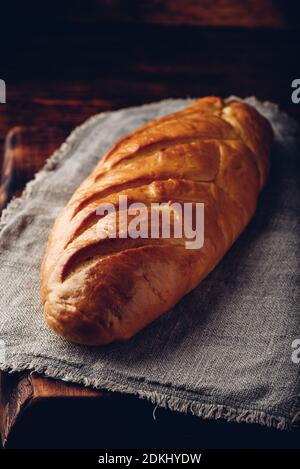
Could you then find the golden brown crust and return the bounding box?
[41,97,273,345]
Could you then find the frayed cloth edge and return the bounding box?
[0,360,296,432]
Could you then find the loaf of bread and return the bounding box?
[41,97,273,345]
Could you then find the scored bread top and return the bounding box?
[41,97,273,345]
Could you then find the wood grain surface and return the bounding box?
[0,127,68,210]
[4,0,300,29]
[67,0,299,28]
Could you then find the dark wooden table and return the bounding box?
[0,0,300,448]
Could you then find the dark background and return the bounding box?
[0,0,299,449]
[1,0,300,161]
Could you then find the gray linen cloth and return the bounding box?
[0,98,299,430]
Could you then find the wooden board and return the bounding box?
[0,372,105,446]
[0,127,69,210]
